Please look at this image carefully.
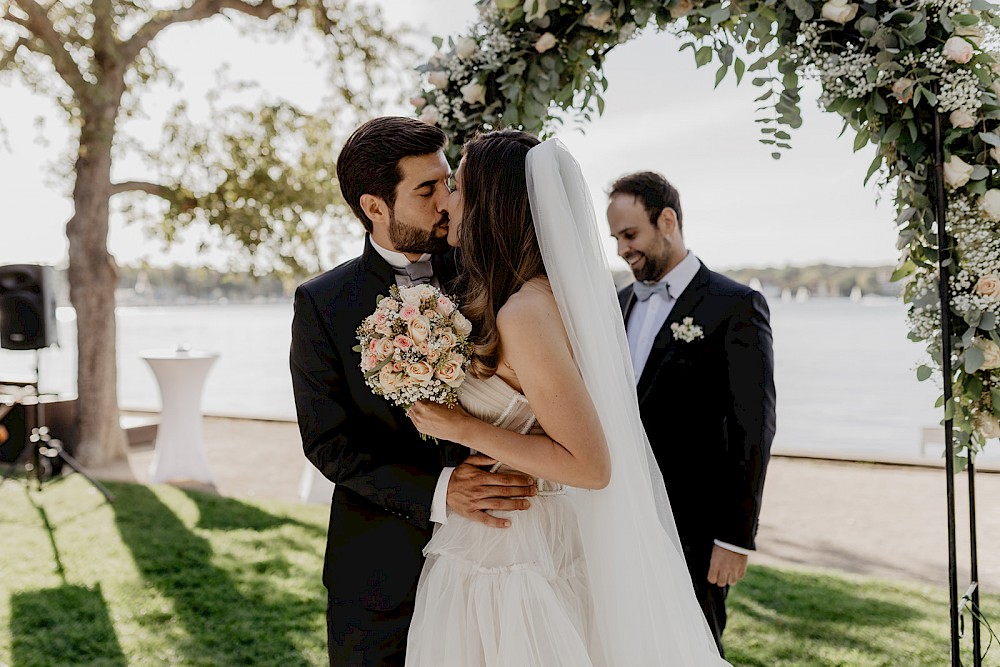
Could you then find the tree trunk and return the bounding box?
[65,102,127,466]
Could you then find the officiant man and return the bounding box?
[290,116,536,666]
[608,171,776,655]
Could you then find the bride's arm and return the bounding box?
[408,290,611,490]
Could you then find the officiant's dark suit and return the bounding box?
[290,117,470,666]
[609,172,776,654]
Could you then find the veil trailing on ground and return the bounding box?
[525,139,729,665]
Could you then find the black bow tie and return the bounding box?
[633,280,672,302]
[393,261,434,285]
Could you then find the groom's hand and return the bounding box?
[447,454,537,529]
[707,545,749,587]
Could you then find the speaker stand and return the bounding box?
[0,351,114,503]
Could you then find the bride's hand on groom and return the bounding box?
[446,453,537,529]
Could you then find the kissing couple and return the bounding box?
[291,116,762,665]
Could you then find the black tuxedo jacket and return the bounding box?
[290,236,466,611]
[618,262,776,551]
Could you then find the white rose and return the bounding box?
[418,105,439,126]
[408,315,432,344]
[374,337,395,360]
[406,361,435,384]
[975,338,1000,370]
[534,32,558,53]
[455,37,478,59]
[435,354,467,387]
[821,0,858,24]
[991,146,1000,163]
[417,284,437,301]
[950,109,976,129]
[943,155,974,189]
[398,285,422,306]
[460,81,486,106]
[452,311,473,337]
[669,0,694,18]
[584,8,614,31]
[977,413,1000,439]
[943,36,974,64]
[436,329,458,351]
[379,364,403,393]
[974,273,1000,298]
[379,297,400,312]
[428,71,450,89]
[891,77,913,103]
[980,190,1000,222]
[410,96,426,110]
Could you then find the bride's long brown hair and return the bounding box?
[457,129,544,378]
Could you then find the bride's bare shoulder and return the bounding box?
[496,277,566,343]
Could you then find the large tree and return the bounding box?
[0,0,400,465]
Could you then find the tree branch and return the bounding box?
[9,0,88,95]
[121,0,284,63]
[111,180,174,198]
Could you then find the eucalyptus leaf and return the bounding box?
[971,165,990,181]
[965,345,986,373]
[917,365,933,381]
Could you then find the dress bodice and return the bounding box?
[458,374,563,495]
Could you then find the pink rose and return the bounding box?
[374,309,391,327]
[400,304,420,321]
[361,350,378,372]
[436,296,455,315]
[435,354,467,388]
[394,335,414,351]
[374,323,392,337]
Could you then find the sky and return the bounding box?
[0,0,902,273]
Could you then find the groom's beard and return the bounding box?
[388,210,451,255]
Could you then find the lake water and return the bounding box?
[3,299,998,463]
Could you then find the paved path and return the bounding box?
[90,415,1000,590]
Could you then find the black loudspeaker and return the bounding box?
[0,264,58,350]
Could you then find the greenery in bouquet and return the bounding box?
[413,0,1000,464]
[354,284,474,412]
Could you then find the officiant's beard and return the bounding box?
[388,210,451,255]
[630,236,673,282]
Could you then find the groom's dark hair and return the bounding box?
[609,171,684,233]
[337,116,448,233]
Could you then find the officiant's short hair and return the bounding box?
[337,117,448,232]
[609,172,684,233]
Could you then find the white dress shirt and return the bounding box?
[626,251,701,382]
[370,238,455,525]
[624,251,750,557]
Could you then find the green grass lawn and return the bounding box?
[1,475,995,666]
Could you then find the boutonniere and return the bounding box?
[670,317,704,343]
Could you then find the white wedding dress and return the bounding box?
[406,374,601,666]
[406,139,729,666]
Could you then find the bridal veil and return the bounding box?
[525,139,730,665]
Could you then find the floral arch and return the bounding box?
[413,0,1000,463]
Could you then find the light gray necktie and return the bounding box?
[632,280,672,302]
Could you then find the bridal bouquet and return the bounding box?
[354,284,474,412]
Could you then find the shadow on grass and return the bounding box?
[179,488,297,532]
[727,566,927,665]
[10,583,126,667]
[108,482,321,666]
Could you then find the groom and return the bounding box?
[609,171,776,655]
[291,116,537,665]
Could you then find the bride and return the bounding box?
[405,130,729,666]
